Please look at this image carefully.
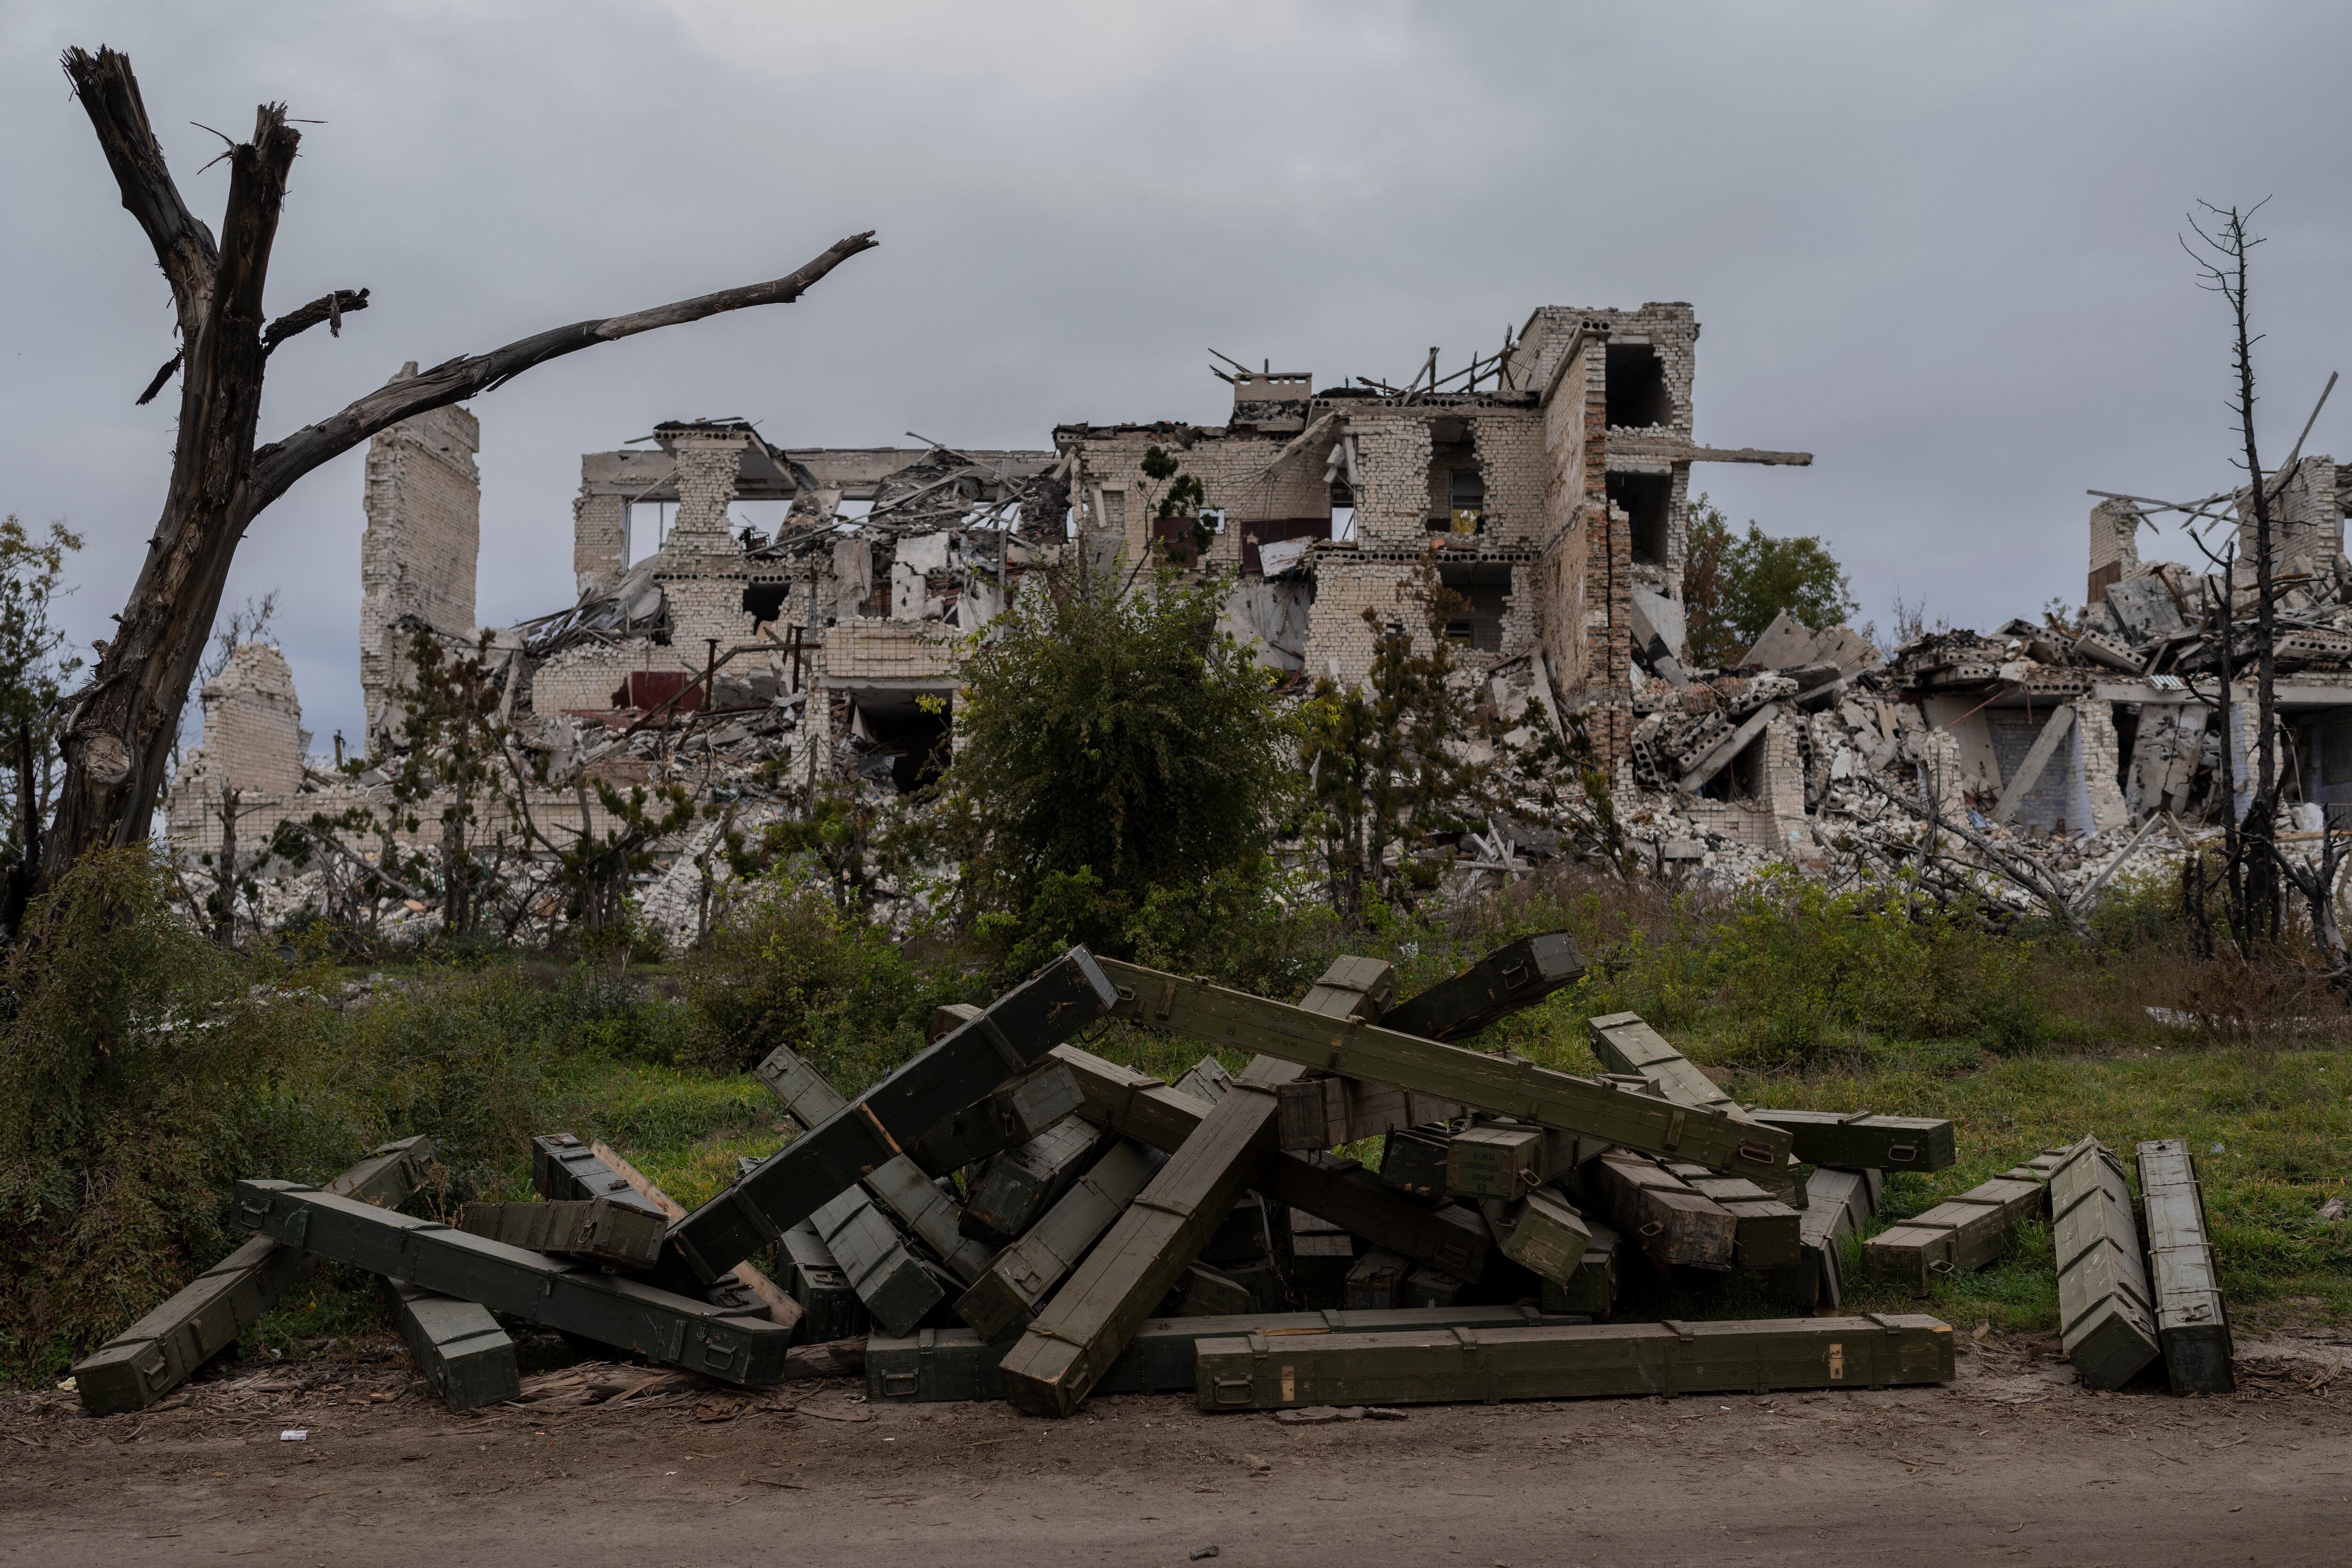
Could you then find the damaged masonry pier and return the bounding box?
[166,300,2352,937]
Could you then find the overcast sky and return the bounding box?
[4,1,2349,751]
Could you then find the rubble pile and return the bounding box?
[72,936,2233,1420]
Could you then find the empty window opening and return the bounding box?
[1605,344,1673,429]
[1438,563,1510,654]
[1608,472,1672,565]
[729,499,788,547]
[1426,424,1480,535]
[628,500,674,563]
[1331,505,1357,543]
[850,694,952,793]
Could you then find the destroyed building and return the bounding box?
[164,298,2352,935]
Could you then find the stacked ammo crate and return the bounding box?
[71,935,2234,1418]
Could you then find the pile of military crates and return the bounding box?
[71,936,2233,1419]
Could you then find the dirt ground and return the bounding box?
[8,1327,2351,1568]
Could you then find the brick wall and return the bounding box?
[1069,428,1322,570]
[195,643,306,794]
[574,490,628,597]
[358,364,480,750]
[1348,417,1437,550]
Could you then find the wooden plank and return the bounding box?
[2050,1137,2159,1390]
[2136,1139,2235,1395]
[232,1180,795,1386]
[455,1198,666,1269]
[1592,1150,1736,1272]
[867,1304,1589,1404]
[1196,1314,1955,1410]
[663,949,1117,1290]
[1381,932,1586,1041]
[1050,1044,1491,1280]
[388,1280,517,1413]
[1860,1145,2073,1294]
[588,1140,800,1331]
[1097,958,1773,1171]
[72,1137,439,1417]
[1740,1109,1955,1172]
[1991,704,2076,822]
[954,1139,1162,1344]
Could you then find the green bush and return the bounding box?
[679,883,977,1091]
[0,851,357,1372]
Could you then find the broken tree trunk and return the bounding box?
[46,47,874,894]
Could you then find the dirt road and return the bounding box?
[8,1330,2349,1567]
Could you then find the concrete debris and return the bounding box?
[171,306,2352,941]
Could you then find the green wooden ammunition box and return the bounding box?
[1203,1191,1288,1268]
[1586,1014,1800,1202]
[1380,1126,1453,1197]
[1345,1247,1412,1309]
[1483,1188,1593,1285]
[2050,1138,2159,1390]
[780,1220,868,1344]
[1401,1267,1465,1308]
[1050,1045,1490,1280]
[665,949,1116,1292]
[1668,1164,1803,1271]
[962,1113,1113,1244]
[1382,932,1585,1041]
[1772,1166,1877,1310]
[1178,1262,1258,1316]
[1289,1208,1358,1310]
[1097,958,1768,1172]
[388,1279,516,1413]
[1276,1075,1465,1151]
[532,1133,666,1214]
[1300,954,1397,1020]
[1173,1055,1237,1104]
[811,1186,945,1337]
[1447,1125,1546,1200]
[907,1061,1085,1176]
[1539,1221,1620,1319]
[1594,1150,1736,1272]
[1742,1109,1956,1172]
[957,1139,1162,1342]
[73,1137,438,1417]
[869,1303,1589,1402]
[754,1041,995,1281]
[863,1156,996,1283]
[232,1180,793,1385]
[1195,1313,1955,1410]
[1861,1144,2072,1292]
[997,1052,1297,1417]
[2136,1139,2234,1395]
[457,1197,667,1269]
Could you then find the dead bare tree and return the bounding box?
[46,47,875,898]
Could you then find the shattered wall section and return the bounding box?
[2087,497,2142,602]
[358,364,480,751]
[195,643,307,796]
